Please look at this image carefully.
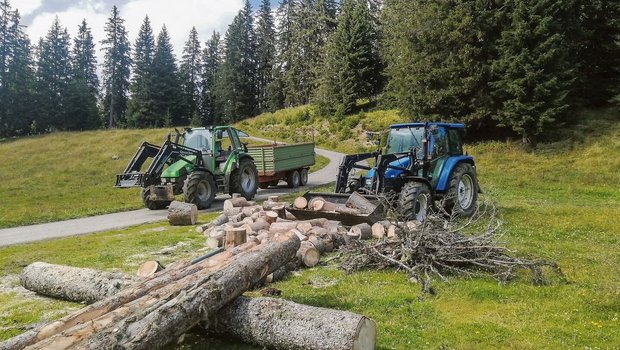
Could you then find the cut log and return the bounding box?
[137,261,164,278]
[307,196,325,210]
[371,220,391,239]
[19,262,139,305]
[297,221,313,234]
[335,206,362,215]
[349,223,372,240]
[272,204,286,218]
[297,241,320,267]
[241,206,261,217]
[246,218,270,233]
[5,234,299,350]
[212,296,376,350]
[16,264,376,350]
[293,196,308,209]
[268,195,279,202]
[229,212,246,223]
[231,193,242,199]
[224,197,249,209]
[225,227,248,249]
[311,198,337,212]
[345,192,377,214]
[387,224,399,239]
[307,235,326,254]
[262,197,285,210]
[210,214,229,228]
[242,217,254,225]
[269,221,300,233]
[206,231,226,248]
[167,201,198,226]
[291,228,308,242]
[265,211,279,224]
[285,211,297,221]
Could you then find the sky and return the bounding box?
[17,0,267,59]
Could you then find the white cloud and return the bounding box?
[15,0,42,16]
[25,0,243,62]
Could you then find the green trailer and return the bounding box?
[247,142,316,189]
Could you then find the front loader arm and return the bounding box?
[335,152,379,193]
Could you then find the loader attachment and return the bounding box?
[114,142,161,188]
[287,192,386,226]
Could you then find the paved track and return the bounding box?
[0,141,344,247]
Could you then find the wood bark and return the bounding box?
[345,192,377,214]
[223,197,249,211]
[16,264,376,350]
[293,197,308,209]
[211,296,376,350]
[167,201,198,226]
[335,206,362,215]
[311,199,337,212]
[5,234,299,350]
[19,262,139,305]
[225,227,247,249]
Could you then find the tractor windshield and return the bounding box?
[184,130,212,151]
[385,127,425,156]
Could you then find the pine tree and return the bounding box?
[317,0,382,115]
[127,16,156,127]
[151,25,182,126]
[1,7,36,136]
[255,0,277,113]
[491,0,573,143]
[382,0,500,126]
[101,5,131,128]
[200,31,221,126]
[35,17,72,130]
[66,19,100,130]
[215,0,257,122]
[179,27,202,124]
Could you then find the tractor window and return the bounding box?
[386,127,425,157]
[184,131,212,151]
[430,127,449,157]
[447,129,463,155]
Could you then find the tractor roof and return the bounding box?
[390,122,465,129]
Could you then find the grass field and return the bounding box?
[0,129,329,228]
[0,108,618,348]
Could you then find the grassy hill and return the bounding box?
[0,128,328,228]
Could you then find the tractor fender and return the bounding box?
[224,154,255,193]
[435,156,476,192]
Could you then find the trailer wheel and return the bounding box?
[300,168,309,186]
[398,182,431,222]
[183,171,216,209]
[141,188,169,210]
[444,163,478,217]
[230,158,259,200]
[287,170,301,188]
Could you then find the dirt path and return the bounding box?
[0,143,343,247]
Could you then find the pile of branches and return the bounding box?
[340,193,564,294]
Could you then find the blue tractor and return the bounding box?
[334,122,481,221]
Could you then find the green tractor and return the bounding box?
[115,126,258,210]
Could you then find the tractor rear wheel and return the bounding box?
[183,171,216,209]
[444,163,478,217]
[230,158,259,200]
[398,182,431,222]
[141,188,169,210]
[287,170,301,188]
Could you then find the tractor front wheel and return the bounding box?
[141,188,169,210]
[230,158,259,200]
[398,182,431,222]
[444,163,478,217]
[183,171,216,209]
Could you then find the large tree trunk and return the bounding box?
[19,262,139,304]
[15,262,376,350]
[2,233,300,350]
[211,296,376,350]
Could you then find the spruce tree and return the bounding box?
[255,0,277,113]
[317,0,382,115]
[66,19,100,130]
[127,16,156,127]
[179,27,202,125]
[151,25,182,126]
[101,5,131,128]
[491,0,573,143]
[215,0,257,122]
[200,31,221,126]
[36,17,72,130]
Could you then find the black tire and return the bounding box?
[398,182,431,222]
[230,158,259,200]
[141,188,169,210]
[286,170,301,188]
[258,183,270,189]
[299,168,309,186]
[443,163,478,217]
[183,171,216,209]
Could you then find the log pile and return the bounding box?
[16,262,376,350]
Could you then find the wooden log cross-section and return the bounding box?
[1,233,300,350]
[15,263,376,350]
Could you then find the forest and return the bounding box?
[0,0,618,142]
